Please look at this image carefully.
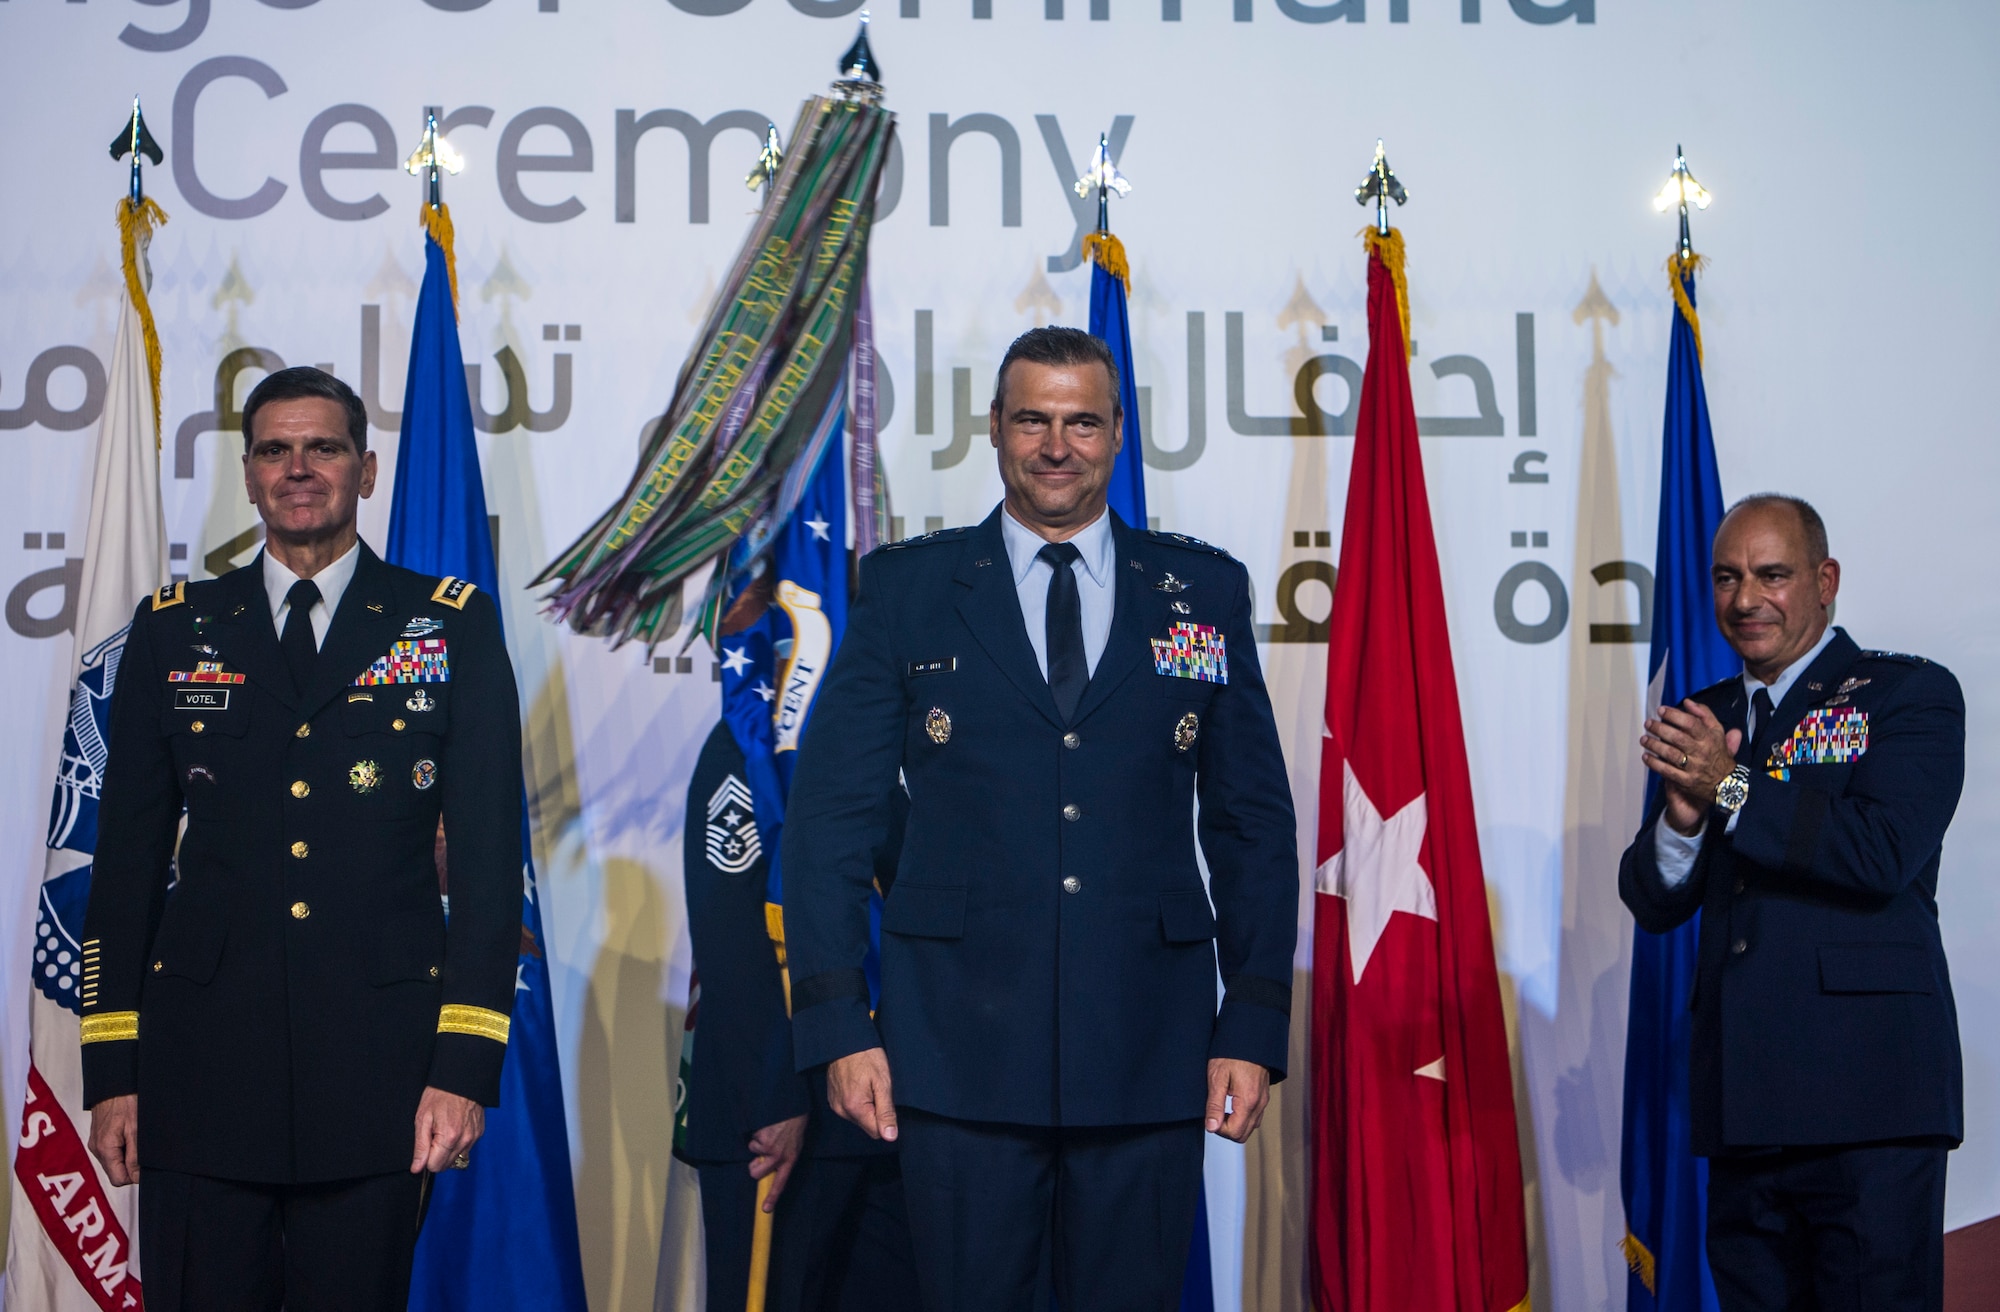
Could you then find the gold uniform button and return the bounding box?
[295,723,311,739]
[291,901,311,920]
[392,718,406,732]
[429,966,440,979]
[290,841,309,859]
[190,721,206,734]
[152,961,163,972]
[291,780,310,799]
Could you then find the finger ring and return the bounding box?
[1679,753,1689,768]
[451,1152,470,1170]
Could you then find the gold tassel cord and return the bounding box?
[422,201,460,317]
[1667,250,1708,364]
[117,196,169,447]
[1361,226,1412,360]
[1081,230,1131,294]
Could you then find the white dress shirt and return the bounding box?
[1000,506,1116,680]
[1653,624,1838,885]
[262,540,361,651]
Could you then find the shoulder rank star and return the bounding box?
[1154,573,1190,593]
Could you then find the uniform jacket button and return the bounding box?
[190,720,206,734]
[295,723,311,739]
[152,961,163,972]
[291,901,311,920]
[1062,803,1081,822]
[1732,938,1748,955]
[429,965,440,979]
[291,780,310,799]
[392,719,406,732]
[290,841,309,859]
[1733,878,1746,895]
[1062,876,1082,894]
[1063,732,1080,750]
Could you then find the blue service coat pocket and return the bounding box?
[881,883,967,939]
[149,906,226,985]
[1818,943,1934,994]
[1159,888,1218,943]
[372,909,446,986]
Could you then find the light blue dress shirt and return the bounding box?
[1000,506,1116,680]
[1653,623,1838,885]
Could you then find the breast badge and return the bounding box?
[1154,572,1190,593]
[349,760,382,795]
[401,616,444,638]
[406,689,437,713]
[412,759,438,790]
[1174,712,1200,753]
[925,707,952,745]
[1151,622,1229,684]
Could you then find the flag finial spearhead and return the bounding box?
[110,96,163,206]
[1652,145,1712,262]
[834,13,884,102]
[1073,131,1131,234]
[746,123,785,198]
[404,111,465,211]
[1353,139,1407,236]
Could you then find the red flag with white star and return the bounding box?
[1308,227,1529,1312]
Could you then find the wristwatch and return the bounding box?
[1715,764,1751,815]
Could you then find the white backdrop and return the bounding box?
[3,2,1997,1309]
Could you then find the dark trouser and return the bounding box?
[1707,1141,1949,1312]
[139,1167,426,1311]
[896,1110,1204,1312]
[698,1154,921,1312]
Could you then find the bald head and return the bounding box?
[1710,494,1841,683]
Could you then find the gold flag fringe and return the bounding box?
[421,202,460,317]
[117,196,169,447]
[1361,226,1412,360]
[1621,1229,1659,1296]
[1081,230,1131,293]
[1667,250,1708,364]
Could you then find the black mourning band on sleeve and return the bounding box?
[791,968,870,1013]
[1225,973,1292,1017]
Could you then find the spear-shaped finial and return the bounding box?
[1073,132,1131,235]
[109,96,163,207]
[745,123,784,199]
[832,12,885,105]
[403,110,464,211]
[1652,144,1711,262]
[1353,139,1407,236]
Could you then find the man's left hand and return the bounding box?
[1205,1059,1271,1143]
[410,1086,485,1174]
[1641,699,1742,812]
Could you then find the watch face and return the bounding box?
[1717,767,1751,813]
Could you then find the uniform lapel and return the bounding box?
[953,509,1065,731]
[299,545,409,717]
[1069,513,1152,726]
[207,555,297,710]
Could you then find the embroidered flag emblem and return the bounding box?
[1151,622,1228,684]
[1768,707,1869,767]
[352,637,450,685]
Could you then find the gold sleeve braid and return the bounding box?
[81,1012,139,1044]
[437,1004,510,1044]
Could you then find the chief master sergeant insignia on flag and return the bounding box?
[79,367,524,1310]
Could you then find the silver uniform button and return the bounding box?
[1062,803,1081,822]
[1063,732,1080,750]
[1062,876,1081,894]
[1732,939,1748,955]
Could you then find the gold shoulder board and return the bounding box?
[151,581,186,611]
[431,577,478,611]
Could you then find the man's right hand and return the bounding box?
[88,1095,139,1187]
[827,1047,898,1142]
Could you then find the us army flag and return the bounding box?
[5,198,168,1312]
[1308,228,1529,1312]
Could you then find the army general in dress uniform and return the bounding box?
[82,368,523,1310]
[783,328,1299,1310]
[1621,494,1965,1310]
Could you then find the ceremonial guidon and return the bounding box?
[1620,629,1966,1156]
[784,507,1298,1129]
[80,545,523,1183]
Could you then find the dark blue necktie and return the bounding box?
[282,578,322,699]
[1741,687,1774,765]
[1039,541,1086,722]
